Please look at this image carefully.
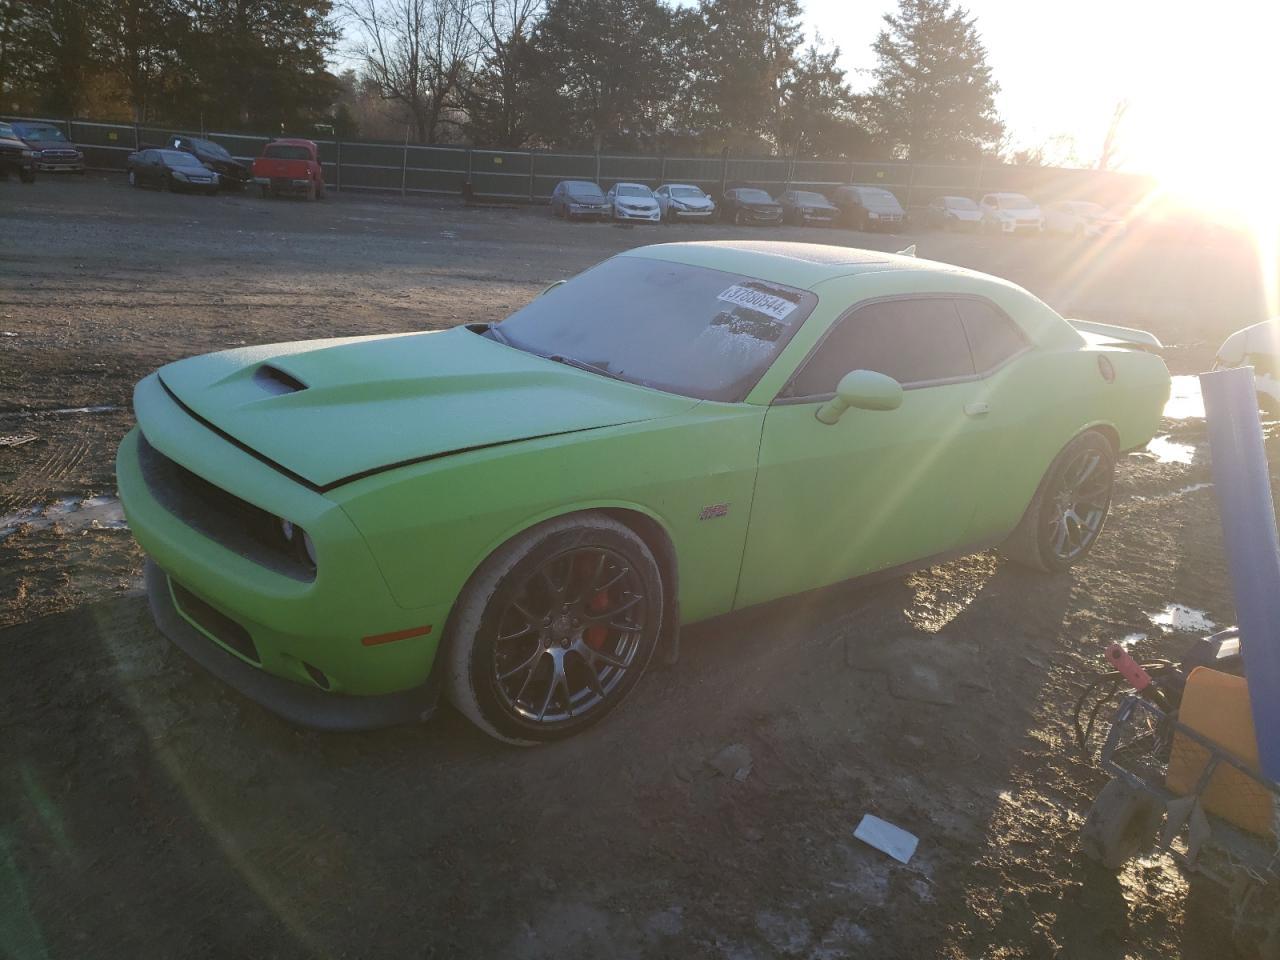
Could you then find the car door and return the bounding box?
[735,296,991,608]
[139,150,158,185]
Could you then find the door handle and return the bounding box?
[964,401,990,417]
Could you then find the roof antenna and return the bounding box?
[897,244,917,257]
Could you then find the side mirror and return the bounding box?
[815,370,903,424]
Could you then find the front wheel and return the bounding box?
[1002,429,1116,572]
[445,513,664,744]
[20,168,35,184]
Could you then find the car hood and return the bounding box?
[568,194,606,204]
[743,201,781,211]
[155,326,698,490]
[948,209,982,220]
[616,196,657,207]
[21,137,76,150]
[671,195,713,208]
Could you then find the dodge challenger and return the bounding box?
[116,241,1171,743]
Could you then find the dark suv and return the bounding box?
[0,121,36,182]
[10,120,84,173]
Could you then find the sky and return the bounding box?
[807,0,1280,185]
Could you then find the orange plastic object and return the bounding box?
[1167,667,1275,837]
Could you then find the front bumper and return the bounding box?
[567,204,609,218]
[35,157,83,172]
[670,207,715,219]
[146,560,440,731]
[117,375,453,724]
[614,207,661,221]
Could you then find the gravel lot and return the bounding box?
[0,174,1273,959]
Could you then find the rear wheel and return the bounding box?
[316,180,327,200]
[1002,430,1116,572]
[161,175,172,192]
[446,513,664,745]
[19,168,35,184]
[305,180,316,201]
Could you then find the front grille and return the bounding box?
[40,149,77,160]
[0,146,21,158]
[137,432,316,581]
[171,580,260,662]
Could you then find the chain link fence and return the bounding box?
[2,115,1154,210]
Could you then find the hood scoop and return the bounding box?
[254,364,308,395]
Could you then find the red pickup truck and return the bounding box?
[252,138,326,200]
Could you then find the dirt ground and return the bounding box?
[0,175,1274,959]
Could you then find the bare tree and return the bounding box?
[1097,98,1129,171]
[343,0,480,142]
[462,0,541,145]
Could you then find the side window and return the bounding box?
[787,299,975,397]
[956,299,1029,373]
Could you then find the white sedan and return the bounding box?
[980,192,1045,235]
[1044,201,1126,238]
[1214,319,1280,413]
[606,183,661,222]
[654,184,715,222]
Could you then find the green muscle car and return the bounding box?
[117,241,1170,743]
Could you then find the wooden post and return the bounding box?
[335,138,342,193]
[528,149,535,202]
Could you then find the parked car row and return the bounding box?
[923,192,1127,238]
[125,137,326,199]
[550,180,911,230]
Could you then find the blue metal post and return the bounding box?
[1201,366,1280,781]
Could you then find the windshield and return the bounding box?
[858,188,901,208]
[792,191,827,204]
[566,182,603,199]
[999,194,1034,210]
[737,189,774,203]
[490,257,816,402]
[159,150,205,167]
[616,185,651,198]
[944,196,978,211]
[264,144,311,160]
[671,186,703,198]
[15,123,66,142]
[191,138,231,160]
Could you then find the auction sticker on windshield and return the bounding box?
[717,285,799,321]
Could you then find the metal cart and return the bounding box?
[1083,694,1280,956]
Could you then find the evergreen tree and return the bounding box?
[867,0,1002,161]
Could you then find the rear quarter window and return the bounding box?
[956,299,1029,373]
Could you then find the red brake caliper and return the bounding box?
[577,555,609,650]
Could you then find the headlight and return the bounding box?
[279,518,317,568]
[172,170,188,180]
[20,149,32,158]
[30,150,41,159]
[868,212,879,219]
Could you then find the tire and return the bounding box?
[1080,778,1162,869]
[128,169,138,188]
[316,181,326,200]
[733,209,745,226]
[20,168,36,184]
[260,184,270,199]
[162,175,172,192]
[1002,429,1116,572]
[445,513,664,745]
[305,180,316,201]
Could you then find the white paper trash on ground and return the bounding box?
[853,814,918,864]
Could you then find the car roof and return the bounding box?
[622,240,1013,292]
[988,191,1033,199]
[661,183,702,190]
[613,181,651,188]
[267,138,316,147]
